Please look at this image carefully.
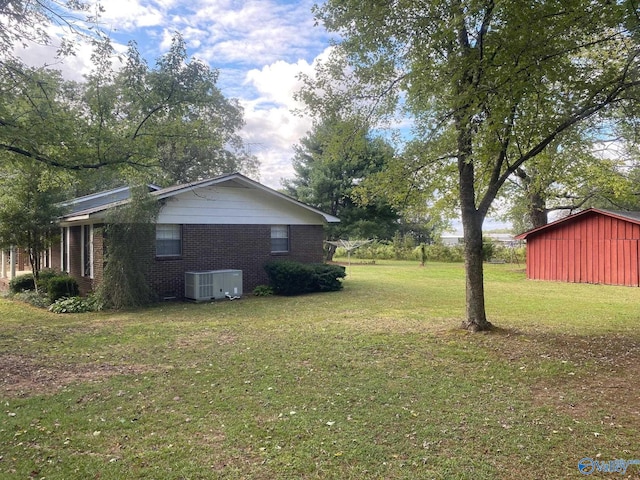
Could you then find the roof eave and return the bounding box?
[58,173,341,225]
[515,208,640,240]
[59,214,90,226]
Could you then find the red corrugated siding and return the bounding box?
[525,211,640,286]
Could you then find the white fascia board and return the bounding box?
[59,215,89,226]
[222,175,341,223]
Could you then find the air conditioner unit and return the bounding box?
[185,270,242,301]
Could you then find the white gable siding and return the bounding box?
[156,185,325,225]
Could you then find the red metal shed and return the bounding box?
[515,208,640,287]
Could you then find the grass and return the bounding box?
[1,261,639,479]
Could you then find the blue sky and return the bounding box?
[18,0,334,188]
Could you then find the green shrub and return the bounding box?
[264,261,346,296]
[392,232,415,259]
[488,245,526,264]
[264,261,315,295]
[482,238,495,262]
[253,285,274,296]
[311,263,346,291]
[49,296,94,314]
[12,290,49,308]
[36,268,60,292]
[9,274,35,293]
[425,244,465,262]
[47,276,80,303]
[87,293,104,311]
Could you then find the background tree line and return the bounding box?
[293,0,640,331]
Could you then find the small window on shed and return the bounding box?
[271,225,289,253]
[156,224,182,256]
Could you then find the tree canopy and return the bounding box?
[504,136,640,232]
[1,33,257,188]
[0,0,98,60]
[0,161,66,281]
[283,117,401,258]
[302,0,640,330]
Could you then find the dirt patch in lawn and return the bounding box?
[531,370,640,425]
[530,336,640,424]
[0,354,152,398]
[478,329,640,423]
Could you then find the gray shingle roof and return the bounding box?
[58,173,340,223]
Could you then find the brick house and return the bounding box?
[52,173,339,298]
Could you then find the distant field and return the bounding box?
[1,261,639,479]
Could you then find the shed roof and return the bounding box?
[515,208,640,240]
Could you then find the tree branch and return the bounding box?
[0,143,149,170]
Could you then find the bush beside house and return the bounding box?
[264,261,346,296]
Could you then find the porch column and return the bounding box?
[1,249,5,278]
[9,246,16,280]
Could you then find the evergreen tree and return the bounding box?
[283,118,401,259]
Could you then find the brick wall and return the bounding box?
[148,224,325,299]
[64,223,325,298]
[92,225,104,289]
[69,225,104,295]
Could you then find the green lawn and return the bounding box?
[1,261,639,479]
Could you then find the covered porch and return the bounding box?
[0,248,31,291]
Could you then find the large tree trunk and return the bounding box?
[528,190,548,228]
[324,242,337,262]
[452,9,492,332]
[515,167,549,229]
[460,206,491,331]
[458,129,492,332]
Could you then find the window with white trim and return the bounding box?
[42,247,50,269]
[61,227,69,272]
[271,225,289,253]
[82,225,93,278]
[156,224,182,256]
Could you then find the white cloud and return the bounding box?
[98,0,166,31]
[238,50,335,188]
[241,104,312,188]
[244,60,310,106]
[11,0,333,190]
[184,0,325,66]
[12,23,128,81]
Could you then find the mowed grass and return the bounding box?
[1,261,639,479]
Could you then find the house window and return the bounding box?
[271,225,289,253]
[156,224,182,256]
[82,225,93,278]
[61,227,69,272]
[42,248,50,269]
